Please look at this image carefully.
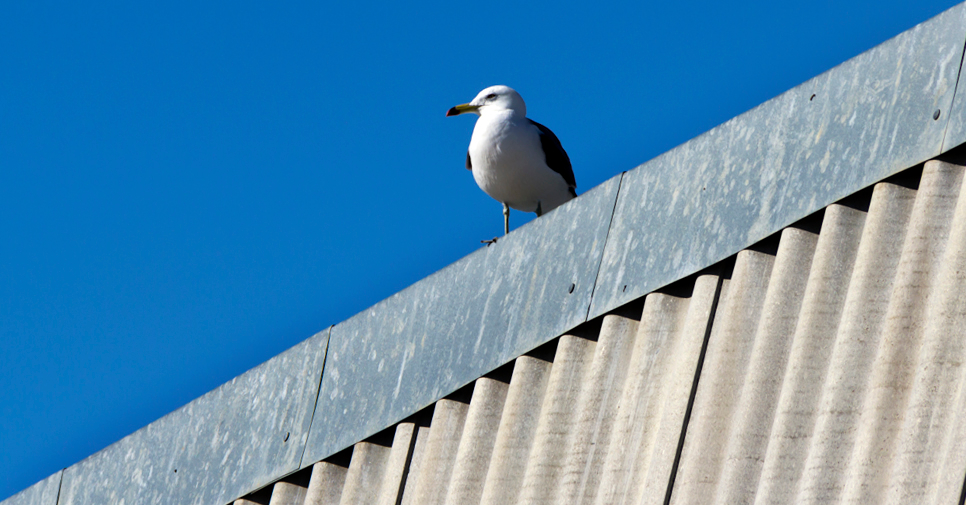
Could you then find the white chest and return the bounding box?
[467,113,567,211]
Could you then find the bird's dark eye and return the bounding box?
[486,93,497,100]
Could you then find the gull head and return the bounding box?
[446,85,527,117]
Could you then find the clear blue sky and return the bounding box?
[0,0,960,500]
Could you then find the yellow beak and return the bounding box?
[446,103,479,116]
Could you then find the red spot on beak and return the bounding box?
[446,107,461,117]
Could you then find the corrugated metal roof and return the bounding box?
[230,159,966,505]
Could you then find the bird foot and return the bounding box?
[481,237,499,246]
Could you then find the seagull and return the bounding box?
[446,85,576,242]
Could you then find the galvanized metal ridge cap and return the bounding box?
[939,3,966,150]
[626,1,962,179]
[76,327,330,464]
[49,327,330,505]
[666,2,963,172]
[0,470,62,505]
[587,1,966,318]
[324,172,621,327]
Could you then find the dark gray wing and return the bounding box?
[466,150,472,170]
[528,119,577,197]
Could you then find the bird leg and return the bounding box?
[535,201,543,217]
[482,203,511,245]
[503,203,510,235]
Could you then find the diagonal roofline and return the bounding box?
[6,3,966,504]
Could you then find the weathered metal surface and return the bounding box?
[942,36,966,152]
[0,471,61,505]
[302,176,622,464]
[588,2,966,318]
[57,329,329,505]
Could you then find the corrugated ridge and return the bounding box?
[516,335,597,505]
[303,462,345,505]
[406,399,469,504]
[840,160,965,505]
[268,482,307,505]
[714,226,820,504]
[376,422,418,505]
[754,202,868,504]
[444,378,509,505]
[478,356,553,505]
[795,180,917,504]
[398,425,430,505]
[670,249,776,504]
[887,161,966,504]
[597,275,721,505]
[554,314,641,505]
